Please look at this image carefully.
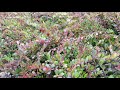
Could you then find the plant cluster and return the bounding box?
[0,12,120,78]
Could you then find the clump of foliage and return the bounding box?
[0,12,120,78]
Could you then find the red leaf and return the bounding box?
[43,66,51,73]
[27,64,38,70]
[115,64,120,71]
[46,32,50,37]
[64,29,68,36]
[22,74,29,78]
[36,39,45,45]
[40,28,46,33]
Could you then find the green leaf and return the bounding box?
[46,52,51,60]
[106,29,114,34]
[63,64,67,68]
[86,55,92,62]
[108,75,114,78]
[54,61,59,65]
[72,71,80,78]
[15,68,22,74]
[55,70,59,75]
[99,58,105,65]
[60,72,64,76]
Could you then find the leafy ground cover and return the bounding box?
[0,12,120,78]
